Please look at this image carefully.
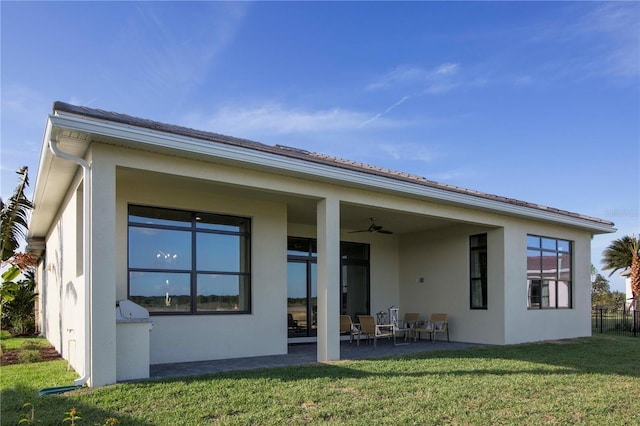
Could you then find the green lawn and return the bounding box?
[0,330,48,350]
[2,335,639,425]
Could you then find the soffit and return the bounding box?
[117,168,475,236]
[28,126,91,238]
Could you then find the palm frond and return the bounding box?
[0,166,34,262]
[601,235,638,277]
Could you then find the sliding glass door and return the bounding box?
[287,261,317,337]
[287,237,369,338]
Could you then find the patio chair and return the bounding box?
[413,313,449,342]
[398,312,420,340]
[357,315,394,348]
[340,315,361,345]
[288,313,300,336]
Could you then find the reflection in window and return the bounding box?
[130,271,191,312]
[527,235,572,309]
[197,274,249,312]
[128,205,250,314]
[128,228,192,270]
[470,234,488,309]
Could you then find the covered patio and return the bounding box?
[150,339,485,380]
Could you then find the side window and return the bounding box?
[470,234,488,309]
[527,235,572,309]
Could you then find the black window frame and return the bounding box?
[526,234,572,309]
[286,237,370,337]
[469,233,488,310]
[127,204,251,315]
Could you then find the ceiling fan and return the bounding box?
[349,217,393,234]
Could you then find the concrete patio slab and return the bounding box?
[149,339,485,380]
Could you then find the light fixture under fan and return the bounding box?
[349,217,393,234]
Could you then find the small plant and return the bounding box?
[17,349,41,363]
[63,407,81,425]
[15,402,118,425]
[18,402,34,424]
[20,339,42,350]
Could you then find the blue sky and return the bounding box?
[1,1,638,292]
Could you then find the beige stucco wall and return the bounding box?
[39,179,86,376]
[502,219,592,344]
[116,165,288,365]
[398,218,592,345]
[399,224,506,345]
[89,147,118,386]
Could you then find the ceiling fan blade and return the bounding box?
[348,229,370,234]
[377,229,393,234]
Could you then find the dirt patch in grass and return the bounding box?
[1,345,61,365]
[545,339,577,345]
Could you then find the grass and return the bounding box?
[1,335,639,425]
[0,329,48,351]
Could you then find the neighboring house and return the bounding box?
[621,268,634,310]
[27,102,615,387]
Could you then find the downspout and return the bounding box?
[48,139,92,387]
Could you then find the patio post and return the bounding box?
[88,149,117,387]
[316,197,340,362]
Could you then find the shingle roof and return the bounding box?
[52,101,613,227]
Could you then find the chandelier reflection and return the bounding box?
[156,250,178,260]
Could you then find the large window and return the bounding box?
[470,233,488,309]
[527,235,572,309]
[128,205,251,314]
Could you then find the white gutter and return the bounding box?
[48,139,92,387]
[48,112,615,234]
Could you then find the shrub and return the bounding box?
[20,339,43,350]
[1,271,37,336]
[17,349,41,363]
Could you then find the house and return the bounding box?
[27,102,615,387]
[621,268,634,311]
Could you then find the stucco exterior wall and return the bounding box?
[368,235,400,316]
[399,224,505,345]
[89,147,118,386]
[116,166,288,364]
[503,219,593,344]
[40,182,85,375]
[398,217,593,345]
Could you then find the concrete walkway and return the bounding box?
[149,339,484,380]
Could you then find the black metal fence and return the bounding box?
[592,308,639,337]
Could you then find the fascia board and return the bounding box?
[49,113,615,235]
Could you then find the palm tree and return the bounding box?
[0,166,34,301]
[0,166,33,262]
[602,234,640,312]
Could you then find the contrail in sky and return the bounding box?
[360,95,411,128]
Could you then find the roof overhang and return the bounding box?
[28,109,616,240]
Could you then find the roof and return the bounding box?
[51,101,613,228]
